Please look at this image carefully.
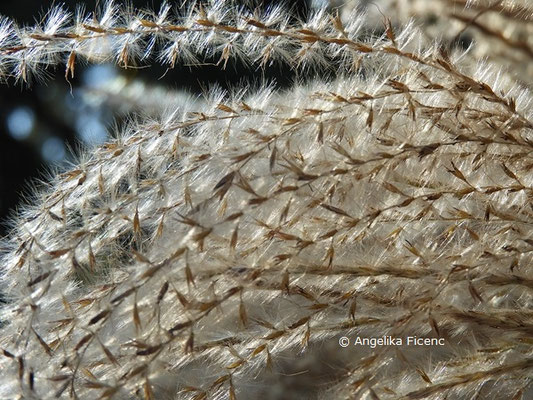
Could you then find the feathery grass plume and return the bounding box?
[0,1,532,399]
[330,0,533,89]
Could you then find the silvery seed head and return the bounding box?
[0,1,532,399]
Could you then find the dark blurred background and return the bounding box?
[0,0,314,237]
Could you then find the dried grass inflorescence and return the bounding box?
[0,1,532,399]
[335,0,533,89]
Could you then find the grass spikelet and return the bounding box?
[0,1,532,399]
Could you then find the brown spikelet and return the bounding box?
[468,281,484,303]
[98,168,105,194]
[74,334,93,352]
[239,296,248,327]
[350,299,357,320]
[192,391,207,400]
[32,328,52,356]
[214,171,235,191]
[250,344,267,358]
[65,51,76,80]
[133,208,140,235]
[89,309,111,326]
[100,343,119,366]
[227,359,245,370]
[133,301,141,332]
[48,248,70,259]
[28,272,52,287]
[230,225,238,252]
[281,270,290,294]
[111,287,136,305]
[143,380,154,400]
[301,324,311,348]
[325,245,334,269]
[229,383,236,400]
[184,331,194,354]
[132,250,151,264]
[210,375,230,391]
[88,242,96,271]
[157,282,169,304]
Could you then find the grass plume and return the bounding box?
[0,1,532,399]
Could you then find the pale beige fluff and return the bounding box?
[0,1,532,399]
